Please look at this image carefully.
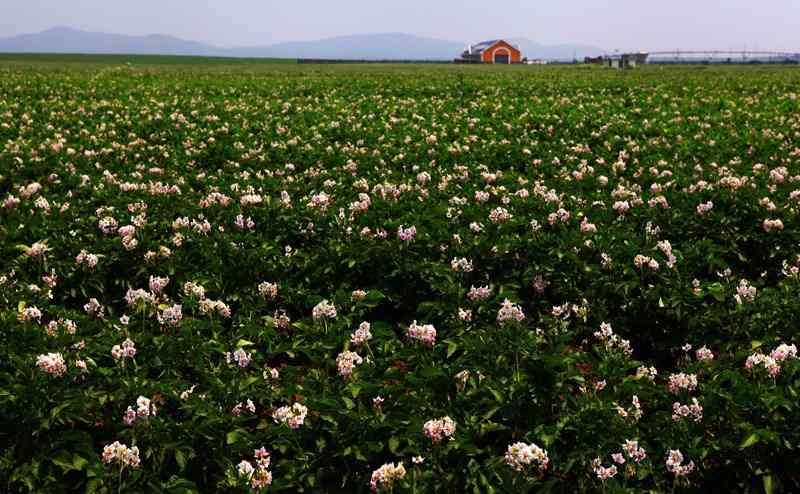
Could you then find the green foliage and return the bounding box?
[0,62,799,493]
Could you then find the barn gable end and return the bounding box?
[459,39,523,64]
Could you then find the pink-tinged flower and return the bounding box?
[226,348,252,368]
[238,460,255,478]
[611,453,626,465]
[667,373,698,394]
[234,447,272,489]
[234,214,256,230]
[696,346,714,362]
[622,439,647,463]
[636,366,657,381]
[307,192,330,211]
[312,299,337,320]
[397,225,417,242]
[457,308,472,321]
[370,462,406,492]
[665,449,694,477]
[258,282,278,300]
[198,299,231,318]
[123,407,137,426]
[467,285,492,302]
[580,217,597,234]
[273,402,308,429]
[696,201,714,215]
[763,218,784,232]
[117,225,136,238]
[488,207,511,223]
[336,351,363,379]
[36,352,67,376]
[612,201,630,214]
[350,321,372,346]
[591,458,617,480]
[497,299,525,324]
[450,257,473,273]
[746,342,797,377]
[2,194,20,209]
[125,288,155,307]
[633,254,659,271]
[157,304,183,326]
[26,242,50,258]
[593,322,633,356]
[734,279,757,304]
[83,298,104,317]
[504,441,549,472]
[183,281,206,300]
[770,343,798,362]
[111,338,137,360]
[18,306,43,323]
[148,275,169,294]
[102,441,141,469]
[232,399,256,416]
[408,320,436,346]
[672,398,703,422]
[351,289,367,301]
[423,416,456,443]
[123,396,157,425]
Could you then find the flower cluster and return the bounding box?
[336,351,363,379]
[467,285,491,302]
[102,441,141,469]
[227,348,252,368]
[593,322,633,356]
[504,442,549,473]
[672,398,703,422]
[734,279,757,304]
[273,402,308,429]
[397,225,417,241]
[369,462,406,492]
[665,449,695,477]
[496,299,525,324]
[123,396,157,425]
[312,299,337,320]
[667,372,698,394]
[423,416,456,443]
[111,339,137,360]
[745,342,797,377]
[36,352,67,376]
[407,320,437,346]
[350,321,372,346]
[157,304,182,326]
[237,447,273,490]
[258,281,278,300]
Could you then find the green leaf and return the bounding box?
[175,449,187,470]
[226,430,240,445]
[388,436,400,454]
[740,433,759,449]
[446,341,458,358]
[763,475,774,494]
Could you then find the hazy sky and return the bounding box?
[0,0,797,51]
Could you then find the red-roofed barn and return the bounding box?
[459,39,523,64]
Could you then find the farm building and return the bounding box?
[457,39,523,64]
[603,52,650,69]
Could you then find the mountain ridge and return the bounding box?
[0,27,605,60]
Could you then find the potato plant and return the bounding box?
[1,61,799,493]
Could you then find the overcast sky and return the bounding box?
[0,0,797,51]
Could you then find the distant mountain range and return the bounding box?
[0,27,605,61]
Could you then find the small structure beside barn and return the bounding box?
[601,52,649,69]
[457,39,523,64]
